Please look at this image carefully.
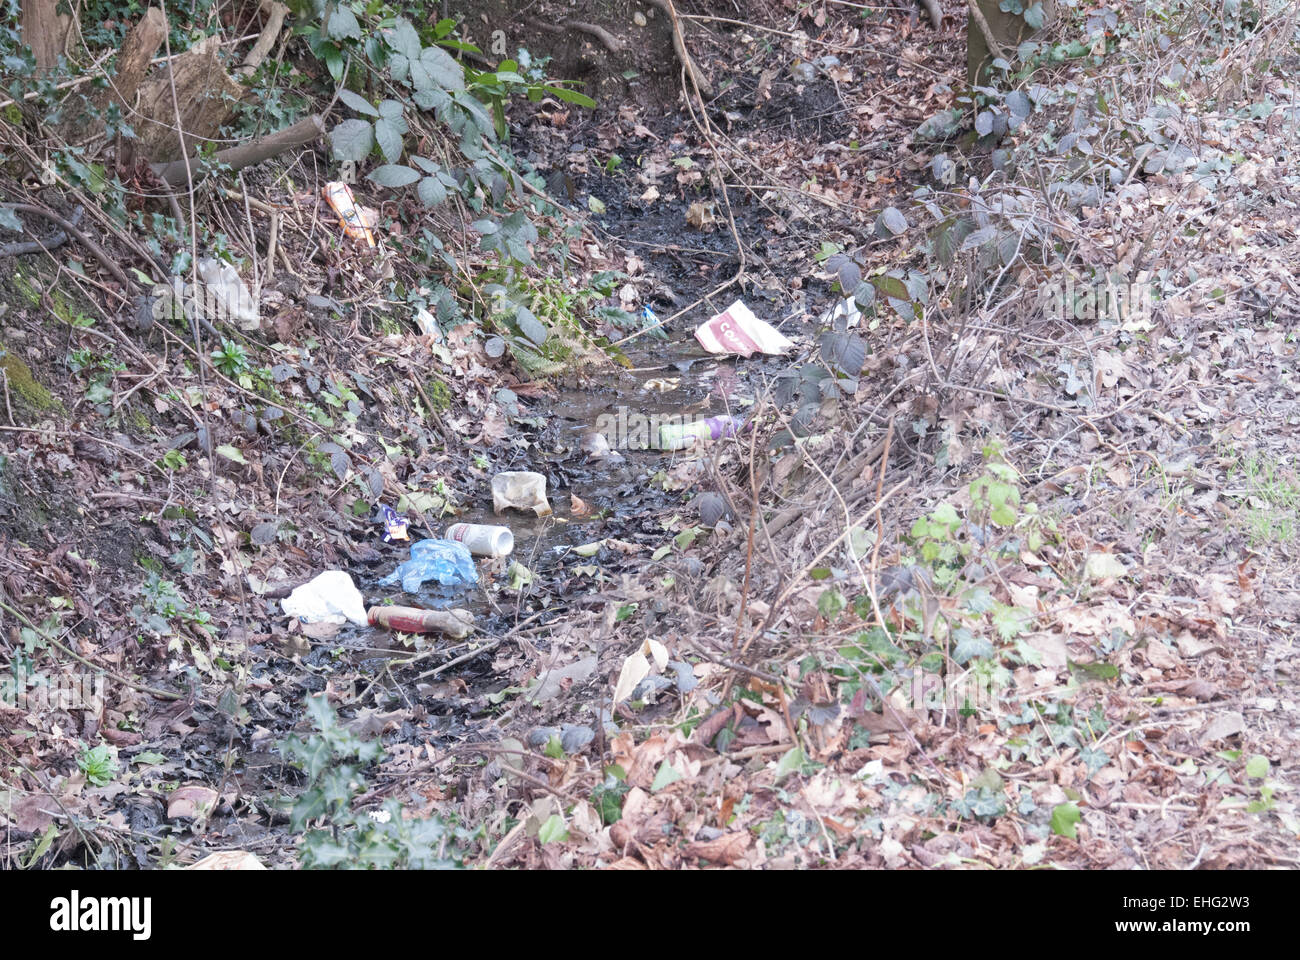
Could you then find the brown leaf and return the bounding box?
[607,856,646,870]
[684,831,751,865]
[167,785,219,820]
[569,493,592,517]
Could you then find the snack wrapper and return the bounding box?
[323,181,376,247]
[380,504,409,543]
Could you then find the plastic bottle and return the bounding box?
[379,539,479,593]
[658,415,744,451]
[446,522,514,558]
[367,605,475,638]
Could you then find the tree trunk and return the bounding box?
[967,0,1058,86]
[20,0,74,72]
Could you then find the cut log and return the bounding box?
[135,34,246,161]
[239,1,290,76]
[101,8,168,113]
[151,114,325,186]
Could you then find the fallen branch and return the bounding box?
[0,203,82,256]
[0,202,133,290]
[528,17,623,55]
[151,114,325,186]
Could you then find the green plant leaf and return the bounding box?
[776,746,805,779]
[418,176,447,206]
[326,6,361,41]
[1050,801,1081,838]
[537,813,569,843]
[871,274,911,300]
[385,17,422,59]
[368,164,421,188]
[374,117,403,163]
[515,305,548,345]
[337,89,378,117]
[216,444,248,465]
[545,85,597,108]
[650,760,683,792]
[415,45,464,91]
[1245,755,1269,778]
[330,119,374,162]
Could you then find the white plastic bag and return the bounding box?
[281,570,368,626]
[492,471,552,517]
[196,257,260,330]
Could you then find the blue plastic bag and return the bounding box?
[380,539,479,593]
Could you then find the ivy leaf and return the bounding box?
[326,6,361,41]
[1050,802,1081,839]
[650,760,683,792]
[417,176,447,206]
[337,89,377,117]
[367,164,421,188]
[330,119,374,162]
[1024,2,1046,29]
[374,118,403,163]
[537,813,569,843]
[1006,90,1032,126]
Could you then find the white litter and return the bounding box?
[694,299,794,357]
[280,570,368,627]
[492,471,552,517]
[819,297,862,329]
[196,257,260,330]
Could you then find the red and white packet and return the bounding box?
[694,300,794,357]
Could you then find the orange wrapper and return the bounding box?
[323,181,375,247]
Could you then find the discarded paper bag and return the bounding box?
[694,300,793,357]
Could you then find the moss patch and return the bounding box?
[0,342,58,414]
